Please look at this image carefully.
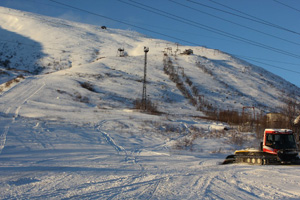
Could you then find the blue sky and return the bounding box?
[1,0,300,87]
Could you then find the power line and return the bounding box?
[121,0,300,74]
[23,0,243,44]
[232,55,300,66]
[48,0,300,60]
[0,6,218,57]
[121,0,300,59]
[28,0,300,74]
[25,0,69,10]
[189,0,300,36]
[48,0,201,47]
[169,0,300,47]
[273,0,300,14]
[235,55,300,75]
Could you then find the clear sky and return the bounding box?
[1,0,300,87]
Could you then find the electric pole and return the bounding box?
[142,47,149,111]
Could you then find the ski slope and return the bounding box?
[1,113,300,199]
[0,6,300,199]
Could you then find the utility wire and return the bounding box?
[189,0,300,36]
[122,0,300,59]
[1,1,206,54]
[29,0,237,44]
[236,55,300,75]
[49,0,288,56]
[232,55,300,66]
[48,0,201,47]
[25,0,68,10]
[48,0,300,59]
[30,0,300,74]
[169,0,300,46]
[273,0,300,14]
[0,7,231,55]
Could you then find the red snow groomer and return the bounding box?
[223,129,300,165]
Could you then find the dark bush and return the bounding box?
[80,82,96,92]
[134,98,159,114]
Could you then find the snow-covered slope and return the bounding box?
[0,6,299,114]
[1,7,300,199]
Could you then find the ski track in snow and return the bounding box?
[1,116,300,199]
[96,120,142,169]
[0,94,299,199]
[1,6,300,199]
[0,77,45,153]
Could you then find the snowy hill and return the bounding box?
[0,6,299,114]
[1,7,300,199]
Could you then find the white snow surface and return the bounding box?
[0,7,300,199]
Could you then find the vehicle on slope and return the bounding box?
[223,129,300,165]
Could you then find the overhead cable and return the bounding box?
[273,0,300,14]
[235,55,300,75]
[121,0,300,59]
[48,0,201,47]
[189,0,300,36]
[45,0,300,73]
[169,0,300,46]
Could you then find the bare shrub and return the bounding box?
[0,59,10,68]
[192,86,199,96]
[280,97,299,129]
[0,70,9,75]
[196,62,213,76]
[211,148,223,154]
[57,89,68,95]
[205,110,242,125]
[254,113,267,139]
[229,130,244,146]
[4,75,24,88]
[219,110,241,124]
[17,74,25,79]
[80,82,96,92]
[74,92,89,103]
[134,98,159,114]
[176,82,197,106]
[185,77,193,86]
[198,97,214,112]
[174,136,194,151]
[210,130,226,138]
[164,55,202,109]
[5,79,14,87]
